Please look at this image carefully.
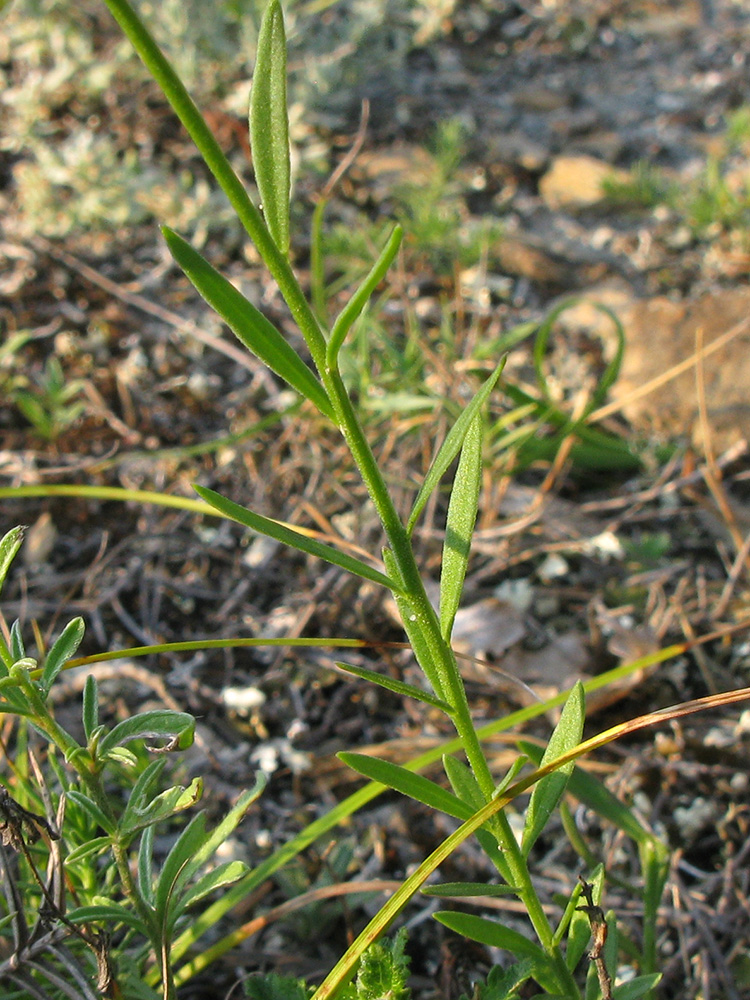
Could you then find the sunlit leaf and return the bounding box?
[195,485,397,591]
[421,882,516,897]
[97,710,195,757]
[339,752,472,820]
[163,227,334,419]
[434,911,548,962]
[439,413,482,640]
[407,360,504,536]
[521,682,585,858]
[335,661,451,713]
[40,617,85,696]
[249,0,290,256]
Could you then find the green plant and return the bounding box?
[0,525,263,999]
[2,2,749,999]
[8,355,86,441]
[602,105,750,241]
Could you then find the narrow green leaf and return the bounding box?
[139,824,156,905]
[521,681,585,858]
[421,882,516,897]
[339,752,473,820]
[434,911,548,962]
[407,360,504,536]
[441,754,510,874]
[381,548,448,701]
[156,781,264,922]
[176,780,265,889]
[195,485,398,591]
[40,617,85,696]
[97,710,195,757]
[67,902,147,933]
[335,661,452,713]
[120,773,203,839]
[155,812,208,919]
[179,860,249,910]
[82,675,99,741]
[563,867,602,970]
[520,741,651,847]
[162,227,334,420]
[439,413,482,640]
[326,225,403,368]
[66,790,116,836]
[442,754,485,811]
[613,975,662,1000]
[249,0,290,256]
[10,621,25,661]
[0,527,23,597]
[65,836,111,864]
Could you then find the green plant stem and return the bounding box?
[100,0,329,380]
[321,371,573,990]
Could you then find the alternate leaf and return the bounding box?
[66,790,116,836]
[407,359,504,536]
[179,860,250,910]
[249,0,290,256]
[521,682,585,858]
[0,526,23,597]
[562,867,602,970]
[40,616,85,696]
[442,754,485,811]
[520,741,651,847]
[339,752,472,821]
[162,227,334,420]
[439,413,482,640]
[195,485,397,591]
[612,975,661,1000]
[326,225,403,368]
[97,710,195,757]
[138,824,156,905]
[67,902,147,933]
[120,763,203,839]
[421,882,516,897]
[434,911,548,962]
[334,661,452,713]
[82,674,99,741]
[65,837,111,864]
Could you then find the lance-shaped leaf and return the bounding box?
[195,485,398,591]
[67,902,148,933]
[521,681,585,858]
[339,752,472,820]
[40,617,85,696]
[613,975,662,1000]
[334,661,451,713]
[439,413,482,641]
[326,225,403,368]
[97,710,195,757]
[421,882,517,897]
[434,911,548,962]
[0,526,23,596]
[249,0,290,256]
[81,674,99,742]
[407,360,504,536]
[520,741,651,847]
[163,227,334,421]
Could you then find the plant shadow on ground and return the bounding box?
[2,1,750,998]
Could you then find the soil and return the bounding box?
[2,2,750,998]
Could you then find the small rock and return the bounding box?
[539,155,628,210]
[613,287,750,450]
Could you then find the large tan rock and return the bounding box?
[612,288,750,449]
[539,155,627,210]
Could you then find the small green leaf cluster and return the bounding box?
[0,526,262,1000]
